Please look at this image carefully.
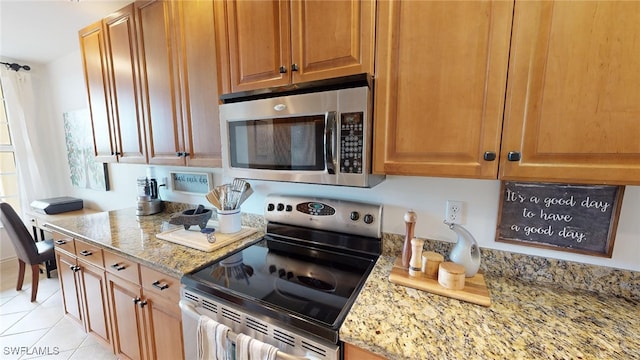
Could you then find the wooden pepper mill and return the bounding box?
[402,210,417,268]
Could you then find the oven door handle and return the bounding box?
[179,300,315,360]
[325,111,337,175]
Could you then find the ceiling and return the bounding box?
[0,0,129,66]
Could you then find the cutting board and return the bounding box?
[156,224,257,252]
[389,256,491,307]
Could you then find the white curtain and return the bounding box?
[0,68,53,215]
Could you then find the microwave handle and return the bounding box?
[325,112,337,174]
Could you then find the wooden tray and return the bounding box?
[388,256,491,307]
[156,224,256,252]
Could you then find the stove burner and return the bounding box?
[297,275,335,292]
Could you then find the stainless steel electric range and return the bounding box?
[180,194,382,360]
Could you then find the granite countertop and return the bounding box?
[341,255,640,359]
[44,207,639,359]
[43,206,264,278]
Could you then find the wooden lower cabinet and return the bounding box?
[105,257,184,360]
[106,272,146,360]
[343,342,386,360]
[54,232,183,360]
[54,247,111,348]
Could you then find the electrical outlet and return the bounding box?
[446,200,464,224]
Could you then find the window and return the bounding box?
[0,78,21,213]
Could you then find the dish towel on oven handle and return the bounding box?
[197,314,232,360]
[236,332,279,360]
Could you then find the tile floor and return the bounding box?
[0,259,116,360]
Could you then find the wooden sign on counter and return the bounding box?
[496,182,624,257]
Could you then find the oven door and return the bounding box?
[180,291,340,360]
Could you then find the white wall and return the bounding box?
[35,51,640,272]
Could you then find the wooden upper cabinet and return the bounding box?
[173,0,223,168]
[290,0,374,83]
[218,0,374,94]
[79,5,147,164]
[373,1,513,178]
[135,0,184,166]
[79,21,117,163]
[501,1,640,185]
[103,5,147,164]
[136,0,222,167]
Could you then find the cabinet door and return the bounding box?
[290,0,374,83]
[78,260,111,347]
[343,342,386,360]
[79,21,116,163]
[107,273,145,360]
[55,251,83,325]
[174,0,223,168]
[142,293,184,360]
[373,1,513,178]
[103,4,147,164]
[501,1,640,184]
[222,0,291,92]
[136,0,185,166]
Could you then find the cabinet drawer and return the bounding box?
[74,239,104,268]
[140,265,180,303]
[104,250,140,285]
[53,232,75,254]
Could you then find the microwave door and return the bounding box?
[325,112,337,174]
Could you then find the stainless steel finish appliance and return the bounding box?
[180,194,383,360]
[219,74,384,188]
[136,167,163,216]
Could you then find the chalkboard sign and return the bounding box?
[170,171,212,194]
[496,182,624,257]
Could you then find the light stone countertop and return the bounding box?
[340,255,640,359]
[43,206,639,359]
[43,205,264,278]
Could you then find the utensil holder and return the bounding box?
[217,209,241,233]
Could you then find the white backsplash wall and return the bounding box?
[37,51,640,272]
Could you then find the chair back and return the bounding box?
[0,203,39,264]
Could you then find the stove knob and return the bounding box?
[349,211,360,221]
[268,265,277,274]
[277,203,285,211]
[286,205,293,212]
[363,214,374,224]
[286,271,294,280]
[278,269,286,278]
[267,203,275,212]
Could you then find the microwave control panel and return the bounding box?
[339,112,364,174]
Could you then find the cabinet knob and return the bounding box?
[279,66,287,74]
[291,63,299,72]
[114,151,121,156]
[176,152,183,157]
[507,151,521,161]
[182,152,189,157]
[111,263,126,271]
[133,297,141,304]
[79,250,92,257]
[71,265,81,273]
[152,280,169,290]
[483,151,497,161]
[138,300,148,308]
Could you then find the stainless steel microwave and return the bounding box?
[219,74,384,188]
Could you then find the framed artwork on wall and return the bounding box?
[63,109,109,191]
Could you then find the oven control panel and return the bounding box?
[264,194,382,238]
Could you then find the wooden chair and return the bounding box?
[0,203,56,302]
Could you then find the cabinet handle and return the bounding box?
[111,263,126,271]
[133,297,141,304]
[55,239,67,245]
[483,151,496,161]
[152,280,169,291]
[507,151,521,161]
[279,66,287,74]
[291,63,299,72]
[138,300,148,308]
[79,250,92,256]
